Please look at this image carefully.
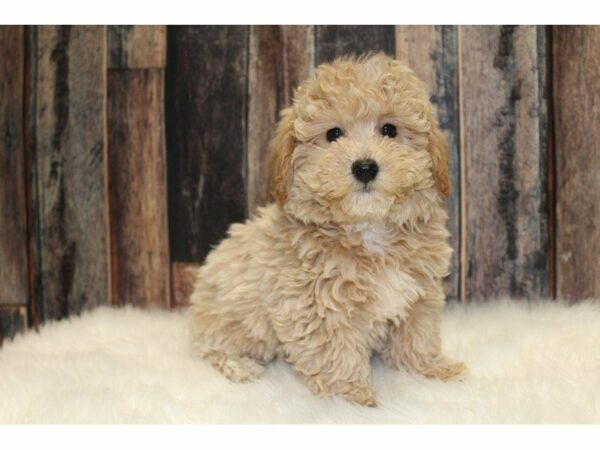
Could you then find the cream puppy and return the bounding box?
[188,53,466,406]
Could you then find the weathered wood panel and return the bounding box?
[460,26,549,300]
[316,25,395,64]
[108,25,166,69]
[0,306,27,346]
[107,69,170,308]
[247,25,314,215]
[171,262,200,308]
[0,26,29,307]
[554,26,600,301]
[395,25,461,302]
[166,26,248,262]
[30,26,109,320]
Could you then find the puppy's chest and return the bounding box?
[350,232,423,322]
[369,266,423,324]
[357,227,424,323]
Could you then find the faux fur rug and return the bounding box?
[1,299,599,423]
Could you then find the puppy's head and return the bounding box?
[269,53,450,225]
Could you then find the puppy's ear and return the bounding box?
[428,121,451,198]
[269,107,296,205]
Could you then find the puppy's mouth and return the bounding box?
[359,182,374,193]
[338,188,395,222]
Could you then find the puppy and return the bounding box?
[188,53,466,406]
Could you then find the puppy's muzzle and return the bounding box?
[351,159,379,184]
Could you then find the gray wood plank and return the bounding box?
[316,25,395,64]
[247,25,314,215]
[395,25,461,302]
[0,26,29,307]
[165,26,248,262]
[29,26,110,320]
[460,26,549,300]
[554,26,600,302]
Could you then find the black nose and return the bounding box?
[351,159,379,183]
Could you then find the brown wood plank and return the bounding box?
[395,25,461,302]
[460,26,549,300]
[107,69,170,308]
[316,25,395,64]
[170,262,200,308]
[247,25,314,215]
[107,25,166,69]
[30,26,109,320]
[165,26,248,262]
[0,306,27,346]
[553,26,600,302]
[0,26,29,307]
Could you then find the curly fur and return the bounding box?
[188,53,465,406]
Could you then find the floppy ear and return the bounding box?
[427,121,451,198]
[269,107,297,205]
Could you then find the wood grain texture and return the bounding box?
[108,26,166,69]
[170,262,200,308]
[166,26,248,262]
[553,26,600,301]
[0,306,27,346]
[460,26,549,300]
[30,26,109,320]
[0,26,29,306]
[316,25,395,64]
[247,25,314,215]
[395,25,461,302]
[107,69,170,308]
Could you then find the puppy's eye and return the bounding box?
[326,127,343,142]
[381,123,397,138]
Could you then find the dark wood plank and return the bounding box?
[553,26,600,302]
[107,69,170,308]
[30,26,109,320]
[107,25,166,69]
[170,262,200,308]
[247,25,314,214]
[166,26,248,262]
[0,26,29,307]
[0,306,27,346]
[460,26,549,300]
[395,25,461,302]
[316,25,395,64]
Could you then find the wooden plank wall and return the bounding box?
[460,26,549,300]
[2,25,600,342]
[247,26,315,214]
[165,26,248,263]
[395,26,461,302]
[29,26,110,321]
[553,26,600,302]
[166,25,564,306]
[0,26,29,341]
[107,26,170,308]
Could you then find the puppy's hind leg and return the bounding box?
[188,289,278,383]
[189,311,276,383]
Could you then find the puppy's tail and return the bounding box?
[204,351,265,383]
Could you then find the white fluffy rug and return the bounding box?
[1,299,599,423]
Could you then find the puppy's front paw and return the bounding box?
[207,353,265,382]
[305,375,377,407]
[420,356,467,381]
[343,384,378,408]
